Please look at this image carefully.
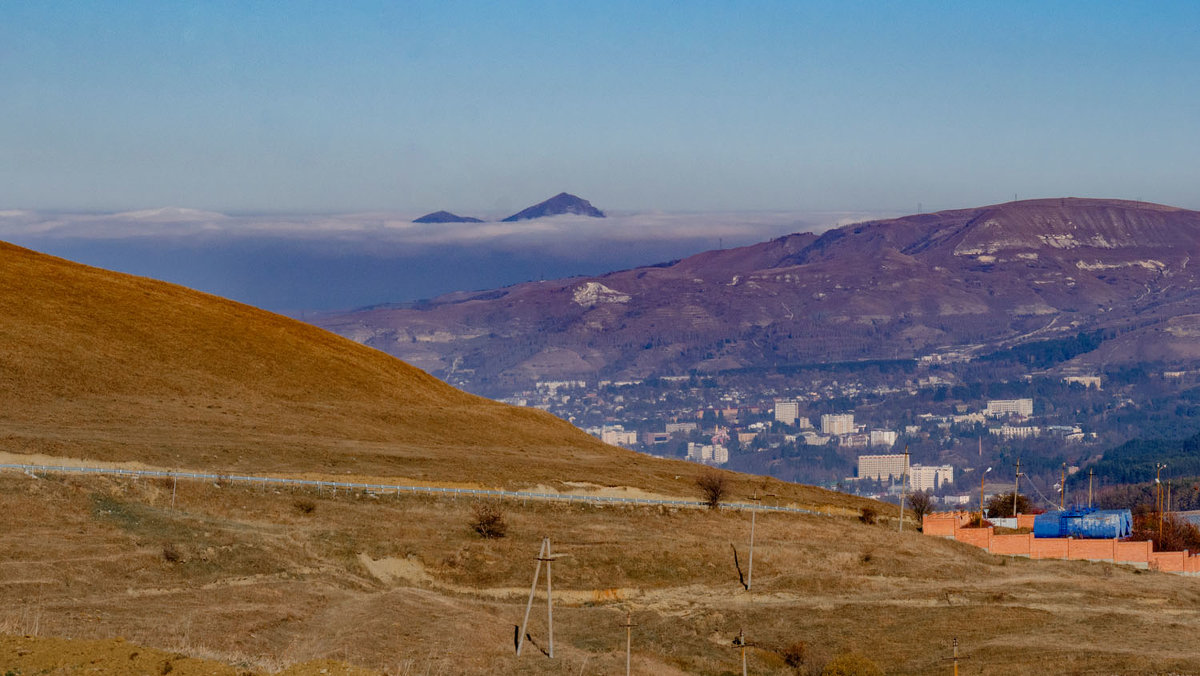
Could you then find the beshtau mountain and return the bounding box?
[318,198,1200,390]
[501,192,605,221]
[413,210,484,223]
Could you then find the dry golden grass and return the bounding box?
[4,471,1200,675]
[6,242,1200,674]
[0,240,869,514]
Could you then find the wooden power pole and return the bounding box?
[517,537,565,658]
[898,446,909,532]
[1012,458,1021,517]
[620,610,637,676]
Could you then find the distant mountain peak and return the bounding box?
[501,193,605,222]
[413,210,483,224]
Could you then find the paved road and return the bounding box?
[0,462,831,516]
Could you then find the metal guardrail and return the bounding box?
[0,463,831,516]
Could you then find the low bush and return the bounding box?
[471,502,508,539]
[161,543,182,563]
[781,640,807,668]
[858,506,877,525]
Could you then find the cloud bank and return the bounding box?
[1,208,888,312]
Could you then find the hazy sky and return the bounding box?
[4,2,1200,214]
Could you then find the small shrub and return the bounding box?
[966,513,991,528]
[822,652,882,676]
[293,498,317,515]
[696,469,727,509]
[860,551,873,564]
[858,506,877,525]
[781,641,807,668]
[471,502,508,539]
[161,543,182,563]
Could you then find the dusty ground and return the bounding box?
[3,469,1200,675]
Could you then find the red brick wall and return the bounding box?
[955,526,993,549]
[1114,540,1151,563]
[1067,539,1116,561]
[920,512,1199,575]
[990,533,1032,556]
[922,514,959,536]
[1030,537,1069,559]
[1016,514,1037,530]
[1150,551,1187,572]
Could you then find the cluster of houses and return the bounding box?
[586,393,1095,477]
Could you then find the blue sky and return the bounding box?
[4,1,1200,214]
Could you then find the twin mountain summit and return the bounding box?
[413,192,605,223]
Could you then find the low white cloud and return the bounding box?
[0,208,886,251]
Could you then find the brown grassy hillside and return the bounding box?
[0,240,866,510]
[5,471,1200,675]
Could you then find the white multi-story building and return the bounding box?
[774,400,800,425]
[711,444,729,465]
[990,425,1040,439]
[869,429,897,448]
[985,398,1034,417]
[666,422,698,434]
[687,443,729,465]
[821,413,855,436]
[857,453,910,482]
[801,431,831,445]
[600,426,639,447]
[909,464,954,492]
[537,380,586,395]
[842,433,869,448]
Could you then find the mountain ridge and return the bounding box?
[315,198,1200,390]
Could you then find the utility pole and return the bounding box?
[747,491,758,590]
[1012,459,1021,518]
[620,610,636,676]
[740,628,747,676]
[953,637,960,676]
[517,538,546,657]
[1156,463,1168,540]
[517,537,565,658]
[545,539,555,658]
[1060,463,1067,510]
[1088,468,1095,509]
[899,446,909,532]
[979,467,992,524]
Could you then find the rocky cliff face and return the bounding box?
[315,199,1200,390]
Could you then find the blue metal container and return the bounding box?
[1033,512,1067,538]
[1032,508,1132,539]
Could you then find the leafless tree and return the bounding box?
[908,491,933,524]
[696,469,727,509]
